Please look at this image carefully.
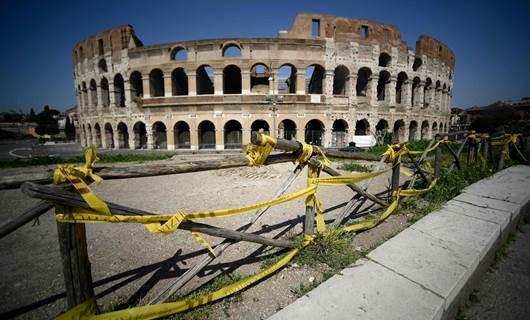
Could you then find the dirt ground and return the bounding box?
[0,157,407,319]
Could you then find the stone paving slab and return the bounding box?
[269,259,445,320]
[454,192,520,218]
[410,209,500,261]
[462,165,530,205]
[368,227,479,308]
[442,200,510,231]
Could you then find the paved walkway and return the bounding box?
[269,165,530,320]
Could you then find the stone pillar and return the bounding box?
[96,85,103,111]
[242,128,251,145]
[428,87,435,109]
[242,71,250,94]
[86,88,94,112]
[415,82,424,109]
[296,69,306,95]
[79,125,86,147]
[113,125,120,150]
[101,129,107,149]
[142,76,150,98]
[188,73,197,96]
[387,76,396,107]
[214,69,223,95]
[324,70,334,97]
[146,124,154,149]
[435,88,442,111]
[190,126,199,151]
[270,69,278,94]
[124,80,132,108]
[128,132,135,150]
[348,74,357,104]
[403,80,412,109]
[108,81,116,111]
[324,128,332,148]
[215,128,224,150]
[166,128,175,150]
[369,74,378,106]
[164,75,172,97]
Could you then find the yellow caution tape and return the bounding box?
[245,129,277,167]
[191,232,216,257]
[294,142,313,166]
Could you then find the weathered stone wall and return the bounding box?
[72,13,454,150]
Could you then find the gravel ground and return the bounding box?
[0,159,398,319]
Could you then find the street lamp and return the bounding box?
[266,66,283,137]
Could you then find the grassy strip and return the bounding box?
[336,163,371,172]
[0,153,175,168]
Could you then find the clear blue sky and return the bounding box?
[1,0,529,112]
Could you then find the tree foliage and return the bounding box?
[35,105,60,136]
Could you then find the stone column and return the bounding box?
[188,73,197,96]
[142,76,150,98]
[269,69,278,94]
[166,128,175,150]
[324,128,332,148]
[96,85,103,111]
[428,87,435,109]
[164,75,172,97]
[242,128,251,145]
[146,124,154,149]
[387,76,397,107]
[369,74,378,106]
[435,88,442,111]
[348,74,357,104]
[403,80,412,109]
[324,70,334,98]
[296,69,306,95]
[112,125,120,149]
[128,131,135,150]
[417,82,425,109]
[79,125,86,147]
[124,80,132,108]
[101,129,107,149]
[190,126,199,151]
[214,69,223,95]
[242,71,250,94]
[215,128,224,150]
[108,81,116,111]
[86,88,94,112]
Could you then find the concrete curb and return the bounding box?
[269,165,530,320]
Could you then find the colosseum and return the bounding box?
[72,13,454,151]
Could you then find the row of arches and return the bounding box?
[81,118,449,150]
[78,64,451,111]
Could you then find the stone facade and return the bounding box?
[72,13,454,150]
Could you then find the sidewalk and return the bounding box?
[269,165,530,320]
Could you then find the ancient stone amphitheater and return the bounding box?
[72,13,454,150]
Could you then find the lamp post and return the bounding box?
[267,64,283,138]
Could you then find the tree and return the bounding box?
[35,105,60,136]
[470,104,521,134]
[28,108,36,122]
[65,116,76,140]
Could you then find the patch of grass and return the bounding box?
[293,232,358,271]
[337,162,371,172]
[291,271,334,298]
[0,153,174,168]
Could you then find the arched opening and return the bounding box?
[224,120,242,149]
[89,79,97,107]
[378,52,391,67]
[222,44,241,57]
[170,47,187,61]
[332,119,348,147]
[412,57,422,71]
[377,71,390,101]
[149,69,164,97]
[117,122,129,149]
[198,120,216,149]
[174,121,191,149]
[104,123,114,149]
[152,122,167,149]
[305,119,324,146]
[133,122,147,149]
[411,77,420,108]
[251,120,270,137]
[356,67,372,96]
[443,123,448,133]
[171,68,188,96]
[100,78,109,107]
[396,72,408,104]
[375,119,389,144]
[393,120,406,142]
[409,121,418,141]
[278,64,297,94]
[278,119,296,140]
[130,71,143,98]
[333,65,350,96]
[223,65,242,94]
[355,119,370,135]
[98,59,107,72]
[306,64,325,94]
[114,74,125,107]
[93,123,102,147]
[424,78,432,108]
[421,120,429,140]
[250,63,270,94]
[432,122,438,138]
[196,65,214,95]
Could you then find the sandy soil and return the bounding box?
[0,158,406,319]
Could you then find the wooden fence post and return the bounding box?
[497,142,508,171]
[57,214,97,309]
[390,156,400,202]
[434,142,442,177]
[481,138,489,171]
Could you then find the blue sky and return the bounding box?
[1,0,529,112]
